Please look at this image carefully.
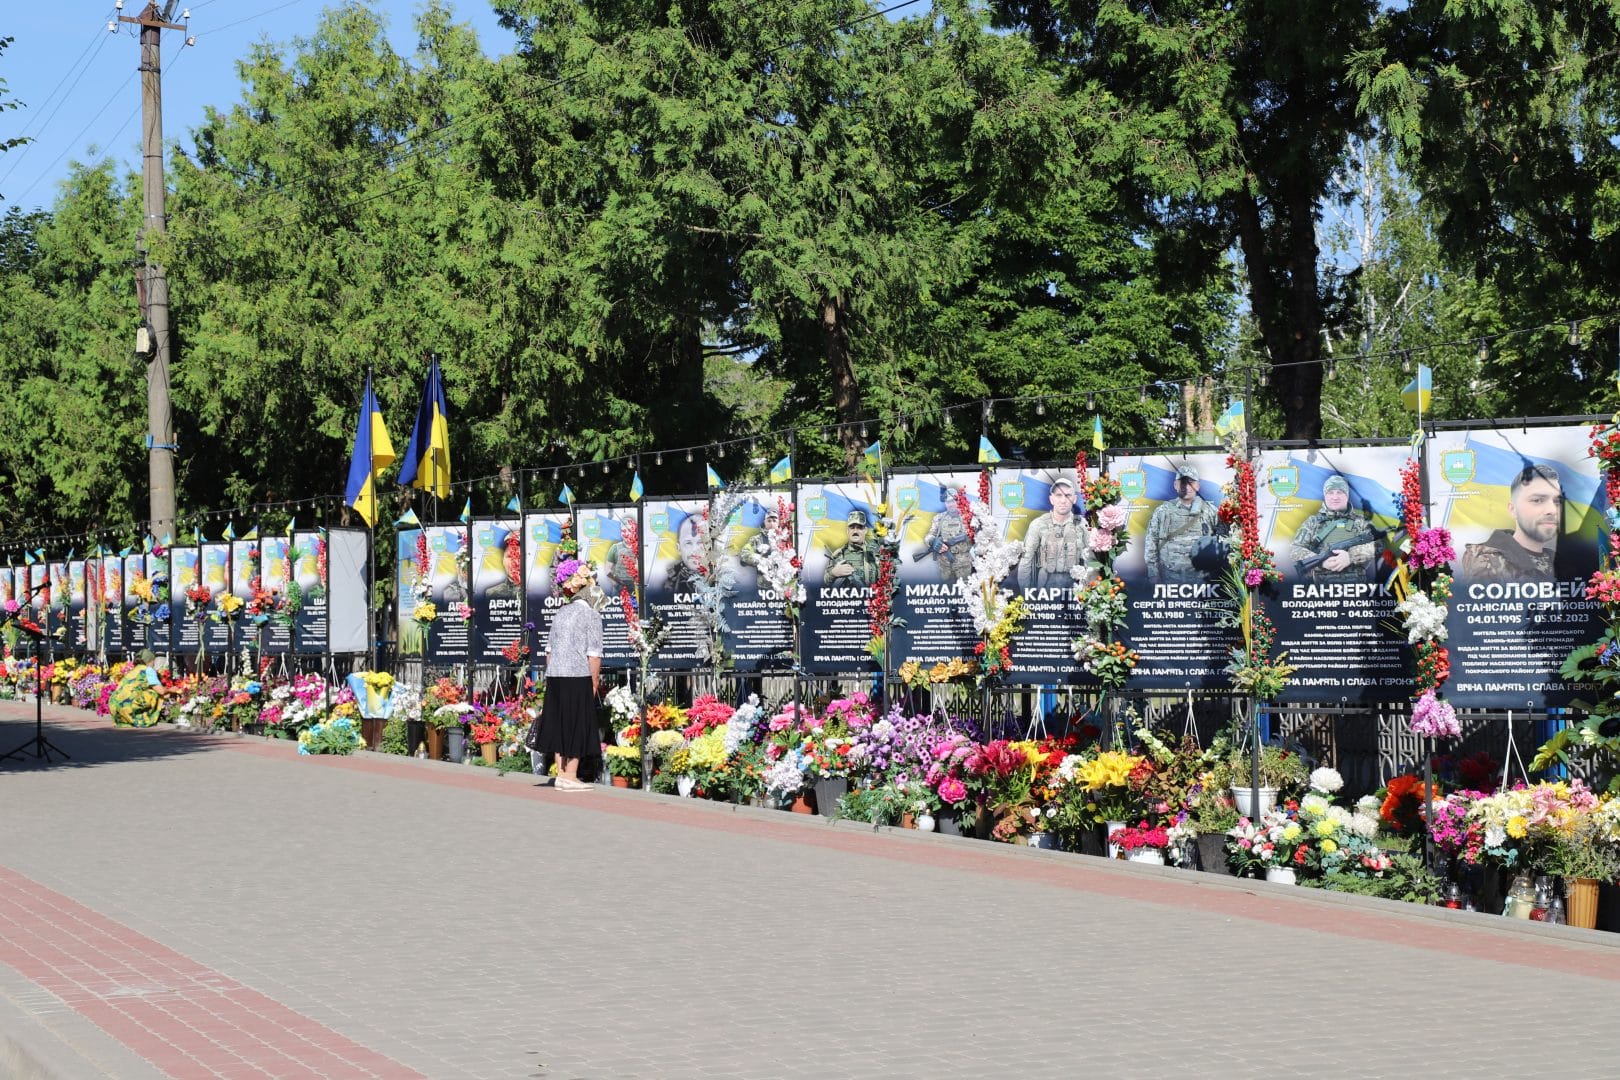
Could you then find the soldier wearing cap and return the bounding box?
[1461,463,1562,583]
[1290,475,1375,583]
[1145,465,1220,585]
[824,509,882,586]
[1018,477,1087,590]
[920,485,974,583]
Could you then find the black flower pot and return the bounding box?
[1196,834,1231,876]
[813,777,848,818]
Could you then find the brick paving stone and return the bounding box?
[5,702,1620,1078]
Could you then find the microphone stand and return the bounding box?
[1,580,70,764]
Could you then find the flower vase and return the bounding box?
[1265,866,1297,886]
[446,727,466,764]
[424,726,446,761]
[1105,821,1127,859]
[1567,877,1600,930]
[788,790,816,815]
[937,810,963,837]
[480,742,498,766]
[900,812,916,830]
[813,777,848,818]
[676,775,697,798]
[1195,834,1231,876]
[1229,786,1278,819]
[915,813,936,833]
[1127,849,1165,866]
[611,775,632,789]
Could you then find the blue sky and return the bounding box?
[0,1,516,213]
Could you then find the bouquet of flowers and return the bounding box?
[1077,749,1145,823]
[297,715,364,755]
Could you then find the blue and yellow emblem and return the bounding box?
[896,485,920,511]
[1119,469,1147,501]
[1441,449,1476,486]
[1267,466,1299,500]
[650,512,670,534]
[999,482,1024,510]
[805,496,827,521]
[583,517,602,539]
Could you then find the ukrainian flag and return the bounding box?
[863,440,883,473]
[978,436,1001,465]
[344,371,397,527]
[707,465,726,490]
[1401,365,1433,413]
[398,356,452,499]
[1215,400,1245,438]
[629,472,644,503]
[770,456,793,484]
[561,484,575,506]
[1092,415,1105,451]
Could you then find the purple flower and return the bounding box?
[1244,568,1264,587]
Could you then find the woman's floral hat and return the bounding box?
[553,558,588,591]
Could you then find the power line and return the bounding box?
[9,72,138,206]
[0,10,119,194]
[202,0,317,38]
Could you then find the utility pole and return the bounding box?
[122,1,187,543]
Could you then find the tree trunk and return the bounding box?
[821,292,864,470]
[1232,184,1325,442]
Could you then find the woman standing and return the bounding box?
[535,558,603,790]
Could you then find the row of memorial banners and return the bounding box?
[2,426,1598,707]
[385,424,1605,708]
[0,530,369,659]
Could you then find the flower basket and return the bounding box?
[1265,866,1297,885]
[424,726,446,761]
[480,742,498,765]
[1229,786,1278,818]
[1567,877,1601,930]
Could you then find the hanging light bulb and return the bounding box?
[577,465,585,478]
[1569,321,1582,347]
[1139,385,1148,403]
[1036,398,1046,416]
[602,461,610,474]
[1477,338,1489,362]
[859,423,868,441]
[1401,349,1412,374]
[655,452,663,467]
[686,448,694,463]
[898,415,909,435]
[717,443,726,459]
[1086,392,1096,411]
[1325,358,1336,381]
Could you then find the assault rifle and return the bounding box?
[911,533,971,563]
[1293,527,1388,578]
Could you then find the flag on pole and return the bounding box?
[977,436,1002,465]
[243,526,259,541]
[459,498,472,525]
[1092,415,1105,451]
[863,440,883,473]
[23,550,34,565]
[506,494,522,513]
[395,508,421,527]
[160,534,172,547]
[628,472,644,503]
[223,522,237,541]
[1401,365,1433,412]
[561,484,575,506]
[706,465,725,490]
[770,455,793,484]
[397,355,452,499]
[343,370,397,527]
[142,534,154,554]
[284,518,295,537]
[1214,400,1246,438]
[192,526,202,544]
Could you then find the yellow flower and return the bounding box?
[218,594,244,614]
[1314,819,1337,838]
[1282,824,1302,842]
[1506,815,1528,839]
[1320,838,1338,854]
[1078,751,1141,791]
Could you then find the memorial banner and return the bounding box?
[1257,445,1410,702]
[470,517,524,663]
[200,543,232,655]
[1430,424,1603,707]
[1111,451,1241,689]
[231,540,258,656]
[172,546,202,654]
[48,561,70,646]
[422,524,472,664]
[291,531,329,655]
[69,560,89,652]
[577,504,637,669]
[798,478,886,674]
[642,498,709,670]
[396,529,424,658]
[259,536,293,655]
[0,567,14,610]
[121,554,146,656]
[522,512,572,662]
[721,490,795,672]
[887,468,980,669]
[97,557,123,655]
[996,464,1092,684]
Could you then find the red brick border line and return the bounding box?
[0,864,425,1080]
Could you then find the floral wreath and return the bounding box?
[1217,435,1294,700]
[954,469,1027,679]
[1070,450,1138,690]
[1394,457,1458,738]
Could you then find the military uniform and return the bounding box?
[1145,485,1220,585]
[824,509,882,587]
[1290,504,1376,583]
[922,504,974,583]
[1018,513,1086,590]
[603,541,636,594]
[1461,530,1554,583]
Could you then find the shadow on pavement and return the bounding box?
[0,703,236,772]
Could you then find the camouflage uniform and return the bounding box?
[1289,478,1375,583]
[1145,468,1220,584]
[1461,530,1554,583]
[824,510,882,587]
[603,541,636,595]
[1017,514,1086,590]
[922,502,974,583]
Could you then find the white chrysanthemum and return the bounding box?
[1356,794,1382,816]
[1300,793,1331,819]
[1396,591,1448,644]
[1327,805,1352,827]
[1347,813,1379,839]
[1308,766,1343,794]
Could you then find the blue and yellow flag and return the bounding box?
[506,494,522,513]
[977,436,1002,465]
[142,534,154,554]
[863,440,883,473]
[1092,415,1105,452]
[459,498,472,525]
[1401,365,1433,413]
[706,465,725,490]
[23,550,34,565]
[395,508,421,527]
[770,455,793,484]
[243,526,259,541]
[343,371,397,527]
[284,518,294,537]
[398,356,452,499]
[1214,400,1245,438]
[223,522,237,541]
[629,471,644,503]
[561,484,575,506]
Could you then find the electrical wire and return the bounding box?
[0,9,120,194]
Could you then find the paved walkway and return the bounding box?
[3,700,1620,1080]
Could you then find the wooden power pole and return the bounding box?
[122,1,187,542]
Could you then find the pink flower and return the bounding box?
[1097,504,1128,531]
[1089,529,1116,553]
[2,600,16,614]
[1244,568,1264,587]
[937,777,967,804]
